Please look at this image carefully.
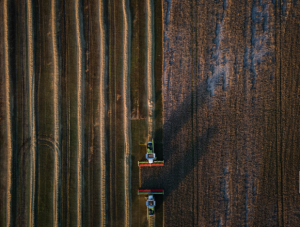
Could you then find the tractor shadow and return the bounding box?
[140,79,218,211]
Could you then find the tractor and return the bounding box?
[138,139,164,167]
[138,189,164,219]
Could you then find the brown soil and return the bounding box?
[0,0,300,227]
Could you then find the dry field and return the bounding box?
[0,0,300,227]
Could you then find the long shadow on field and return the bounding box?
[141,80,218,209]
[140,126,217,200]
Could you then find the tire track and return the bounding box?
[121,0,131,226]
[51,0,61,226]
[27,0,37,226]
[146,0,154,140]
[4,0,13,226]
[75,0,85,226]
[99,0,107,225]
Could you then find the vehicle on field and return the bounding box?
[138,139,164,167]
[138,189,164,219]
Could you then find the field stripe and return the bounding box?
[145,2,155,224]
[99,0,107,226]
[4,0,13,226]
[51,0,61,226]
[27,0,37,226]
[121,0,131,226]
[148,215,155,227]
[146,0,154,140]
[75,0,84,226]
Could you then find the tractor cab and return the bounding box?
[146,141,156,163]
[146,195,156,207]
[146,152,156,163]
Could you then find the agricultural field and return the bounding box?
[0,0,300,227]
